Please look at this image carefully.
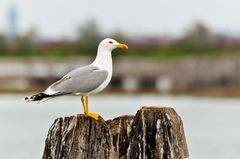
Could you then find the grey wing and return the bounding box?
[45,65,108,94]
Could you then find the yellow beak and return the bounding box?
[117,43,128,49]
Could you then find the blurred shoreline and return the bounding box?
[1,21,240,98]
[2,87,240,98]
[1,55,240,97]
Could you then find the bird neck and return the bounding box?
[92,48,112,70]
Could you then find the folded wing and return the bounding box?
[45,65,108,95]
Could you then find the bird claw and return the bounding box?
[86,112,99,120]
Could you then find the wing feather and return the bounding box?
[44,65,108,95]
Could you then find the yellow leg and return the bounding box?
[81,96,87,114]
[81,96,99,120]
[85,96,88,114]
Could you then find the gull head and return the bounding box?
[98,38,128,52]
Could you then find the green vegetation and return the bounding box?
[0,21,240,59]
[126,46,240,59]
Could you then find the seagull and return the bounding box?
[24,38,128,120]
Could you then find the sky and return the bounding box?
[0,0,239,39]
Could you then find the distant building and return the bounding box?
[8,5,18,39]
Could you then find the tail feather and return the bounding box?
[24,93,51,102]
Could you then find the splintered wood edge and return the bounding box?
[52,107,178,123]
[142,106,174,109]
[141,106,176,112]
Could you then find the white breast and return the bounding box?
[84,47,113,95]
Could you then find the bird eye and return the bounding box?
[108,41,113,44]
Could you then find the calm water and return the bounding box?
[0,94,240,159]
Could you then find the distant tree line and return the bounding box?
[0,20,240,58]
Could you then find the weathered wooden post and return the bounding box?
[42,107,189,159]
[127,107,189,159]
